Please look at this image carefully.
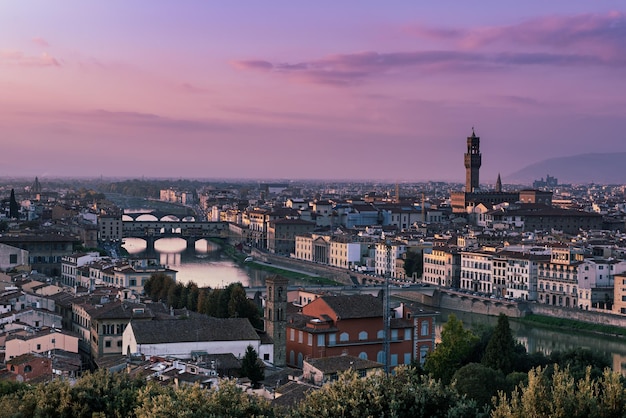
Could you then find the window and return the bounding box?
[377,330,384,339]
[391,329,398,341]
[317,334,325,347]
[405,328,412,340]
[264,353,270,361]
[340,332,349,342]
[404,353,412,365]
[377,351,385,364]
[24,365,32,373]
[329,333,336,346]
[307,333,313,346]
[359,352,368,360]
[290,329,295,341]
[9,254,17,264]
[105,340,111,348]
[391,354,398,366]
[420,347,429,364]
[298,331,303,344]
[358,331,368,341]
[36,344,41,350]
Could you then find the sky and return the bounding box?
[1,1,625,183]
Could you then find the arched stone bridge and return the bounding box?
[122,211,197,222]
[122,220,229,250]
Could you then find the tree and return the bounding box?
[0,369,145,418]
[9,189,19,219]
[291,367,488,418]
[228,284,262,328]
[240,345,264,388]
[482,314,516,374]
[134,378,274,418]
[548,347,611,381]
[492,366,626,418]
[452,363,507,408]
[424,314,479,384]
[403,250,423,279]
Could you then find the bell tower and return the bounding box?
[464,128,482,192]
[265,275,288,367]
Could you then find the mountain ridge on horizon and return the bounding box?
[506,152,626,185]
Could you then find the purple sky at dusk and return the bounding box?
[1,1,625,183]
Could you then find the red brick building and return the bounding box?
[286,294,436,369]
[6,353,52,382]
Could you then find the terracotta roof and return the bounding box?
[316,294,383,319]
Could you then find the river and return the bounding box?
[122,237,311,289]
[436,308,626,376]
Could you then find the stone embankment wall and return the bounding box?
[249,249,354,285]
[430,290,526,317]
[423,290,626,327]
[529,304,626,328]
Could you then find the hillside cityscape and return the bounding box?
[0,130,626,416]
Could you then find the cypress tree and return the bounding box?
[240,345,264,387]
[482,313,516,374]
[9,189,19,219]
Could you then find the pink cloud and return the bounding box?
[31,37,50,47]
[407,12,626,62]
[233,12,626,86]
[231,60,274,71]
[233,48,611,86]
[65,109,230,132]
[0,50,60,67]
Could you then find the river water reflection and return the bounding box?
[122,237,311,289]
[436,308,626,375]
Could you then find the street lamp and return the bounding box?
[383,240,391,376]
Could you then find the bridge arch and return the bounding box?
[136,214,159,222]
[160,215,180,222]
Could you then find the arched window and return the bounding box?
[358,331,368,341]
[340,332,349,342]
[268,287,272,301]
[377,351,385,364]
[297,352,304,368]
[359,352,368,360]
[377,330,384,339]
[24,365,32,373]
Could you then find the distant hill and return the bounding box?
[507,152,626,185]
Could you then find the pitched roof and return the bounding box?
[315,294,383,319]
[130,317,260,344]
[306,355,382,374]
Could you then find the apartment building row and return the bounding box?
[159,188,197,205]
[60,252,177,295]
[422,243,626,314]
[292,231,430,280]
